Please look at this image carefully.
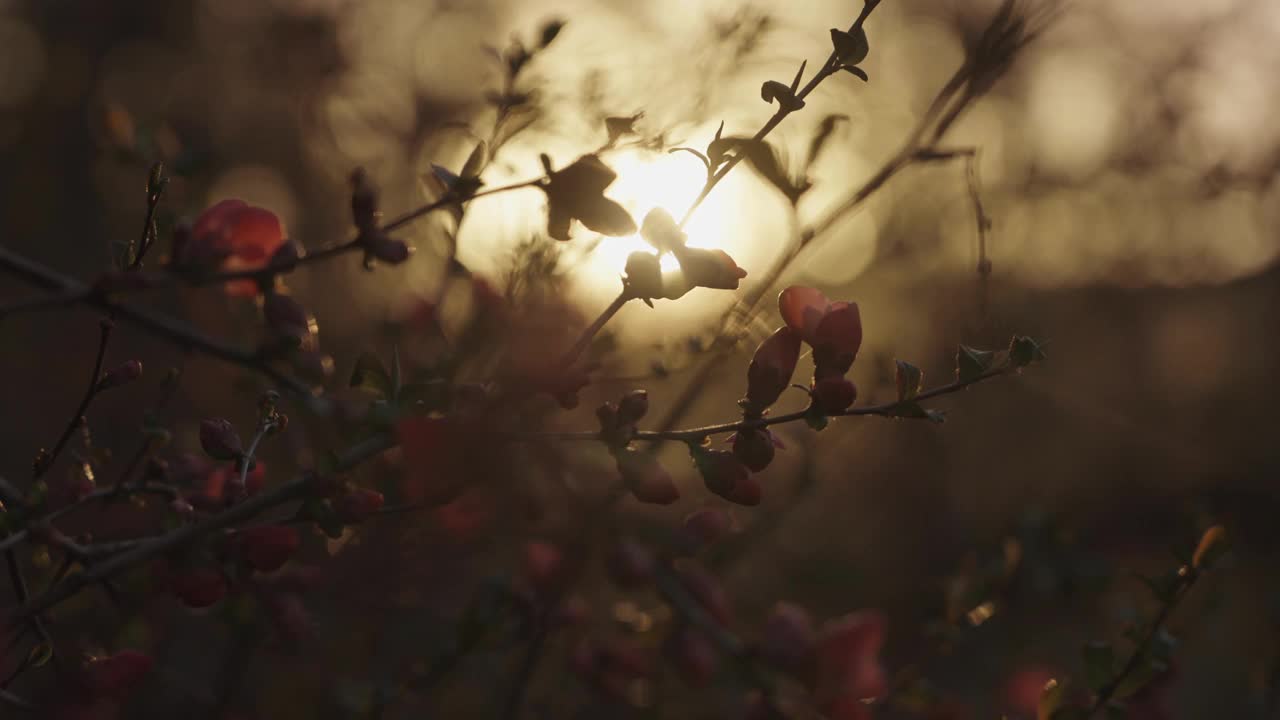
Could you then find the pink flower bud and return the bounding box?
[745,327,801,410]
[82,650,153,698]
[811,377,857,414]
[761,602,816,673]
[681,508,735,549]
[189,199,288,297]
[238,526,301,573]
[667,626,719,687]
[695,449,760,506]
[615,448,679,505]
[96,360,142,392]
[523,540,566,595]
[199,419,242,461]
[606,538,655,588]
[779,287,863,372]
[732,428,776,472]
[815,610,888,708]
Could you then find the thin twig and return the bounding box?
[558,290,632,370]
[32,320,113,480]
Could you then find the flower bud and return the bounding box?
[811,376,857,414]
[606,538,655,588]
[263,293,312,346]
[624,251,664,299]
[616,389,649,424]
[523,540,566,595]
[82,650,153,698]
[269,240,300,272]
[761,602,816,673]
[672,246,747,290]
[199,419,243,461]
[366,234,412,266]
[333,487,385,523]
[96,360,143,392]
[745,327,801,410]
[667,626,719,687]
[732,428,776,472]
[615,448,679,505]
[238,525,301,573]
[695,449,759,506]
[168,567,228,609]
[681,508,735,549]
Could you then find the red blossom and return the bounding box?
[761,602,816,673]
[815,611,888,712]
[191,462,267,510]
[332,486,385,523]
[81,650,153,698]
[778,286,863,376]
[522,540,567,594]
[812,376,857,414]
[187,199,288,296]
[237,525,301,573]
[732,427,778,472]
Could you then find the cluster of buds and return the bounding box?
[350,168,412,268]
[596,390,679,505]
[623,209,747,304]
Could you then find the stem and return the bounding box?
[512,366,1009,443]
[33,320,113,480]
[1086,568,1200,718]
[0,247,319,407]
[13,433,394,620]
[237,419,277,496]
[559,290,632,369]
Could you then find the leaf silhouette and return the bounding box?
[806,114,849,172]
[830,27,870,65]
[542,154,637,240]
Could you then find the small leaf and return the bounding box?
[605,112,644,144]
[669,147,711,172]
[1082,641,1115,691]
[539,19,565,48]
[461,141,487,179]
[351,352,392,397]
[891,402,947,423]
[895,360,923,401]
[841,65,870,82]
[956,345,998,382]
[1009,335,1047,368]
[806,114,849,171]
[760,80,804,111]
[789,60,807,93]
[830,27,870,65]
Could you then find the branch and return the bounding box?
[32,319,113,480]
[11,433,393,620]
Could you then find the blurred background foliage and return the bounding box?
[1,0,1279,717]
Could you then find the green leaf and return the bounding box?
[890,402,947,424]
[1009,335,1047,368]
[895,360,923,401]
[350,352,392,397]
[830,27,870,65]
[841,65,870,82]
[957,345,998,382]
[1082,641,1115,691]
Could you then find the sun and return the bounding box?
[577,147,739,280]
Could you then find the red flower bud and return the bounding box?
[681,508,735,549]
[615,448,679,505]
[199,419,242,461]
[672,246,747,291]
[168,567,228,609]
[732,428,777,472]
[745,327,801,410]
[189,199,288,296]
[815,610,888,708]
[96,360,142,392]
[779,287,863,371]
[667,626,719,687]
[263,293,313,346]
[606,538,655,588]
[333,487,384,523]
[761,602,816,673]
[616,389,649,424]
[811,377,857,414]
[523,540,566,595]
[238,525,300,573]
[695,449,759,506]
[82,650,153,698]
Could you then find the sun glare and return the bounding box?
[579,147,740,281]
